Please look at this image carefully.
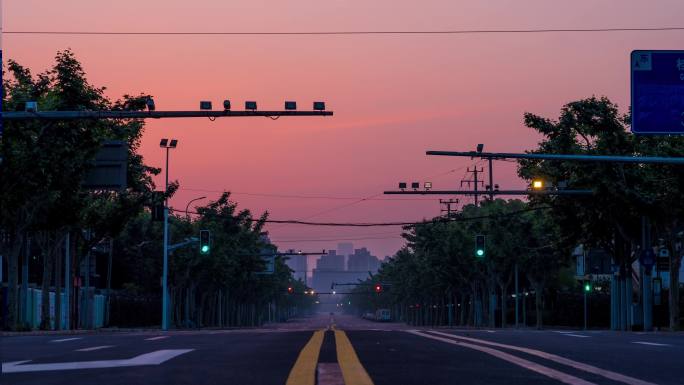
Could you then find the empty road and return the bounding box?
[1,313,682,385]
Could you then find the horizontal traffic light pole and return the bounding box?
[384,190,593,196]
[4,110,333,120]
[425,150,684,165]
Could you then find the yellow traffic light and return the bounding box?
[532,180,544,190]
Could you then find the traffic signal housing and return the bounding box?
[374,283,383,293]
[287,286,294,294]
[475,235,485,258]
[584,282,592,292]
[199,230,211,254]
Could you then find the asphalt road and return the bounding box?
[1,313,682,385]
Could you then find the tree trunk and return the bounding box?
[7,231,23,330]
[54,241,63,331]
[500,284,508,328]
[40,232,55,330]
[669,254,681,331]
[535,285,543,329]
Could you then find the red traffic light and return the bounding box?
[374,284,382,293]
[287,286,294,294]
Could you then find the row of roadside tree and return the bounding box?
[346,96,684,331]
[0,50,314,331]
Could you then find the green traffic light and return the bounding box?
[584,283,591,292]
[201,245,210,253]
[476,249,484,257]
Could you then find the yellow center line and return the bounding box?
[334,329,375,385]
[286,329,325,385]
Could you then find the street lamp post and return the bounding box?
[160,138,178,331]
[185,196,207,220]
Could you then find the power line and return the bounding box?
[5,27,684,36]
[172,206,550,227]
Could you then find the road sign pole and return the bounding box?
[514,263,519,328]
[162,147,170,331]
[584,288,588,330]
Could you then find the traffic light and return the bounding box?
[475,235,485,258]
[287,286,294,294]
[199,230,211,254]
[584,282,592,292]
[374,283,382,293]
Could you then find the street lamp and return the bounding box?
[160,138,178,331]
[185,196,207,220]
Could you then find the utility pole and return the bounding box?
[160,139,177,331]
[487,158,495,201]
[64,232,70,330]
[461,167,484,205]
[439,199,459,217]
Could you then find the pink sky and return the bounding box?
[4,1,684,259]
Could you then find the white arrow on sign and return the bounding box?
[2,349,193,373]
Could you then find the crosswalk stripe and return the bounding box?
[632,341,671,347]
[50,338,82,343]
[562,334,591,338]
[145,336,169,341]
[76,345,113,352]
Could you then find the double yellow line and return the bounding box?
[286,328,374,385]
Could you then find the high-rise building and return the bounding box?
[337,242,354,268]
[316,250,345,271]
[347,247,381,273]
[285,254,308,284]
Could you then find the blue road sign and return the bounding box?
[631,50,684,134]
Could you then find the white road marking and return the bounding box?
[563,334,591,338]
[76,345,113,352]
[409,331,596,385]
[2,349,193,373]
[632,341,671,347]
[426,330,657,385]
[145,336,169,341]
[50,338,82,343]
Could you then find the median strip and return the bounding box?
[286,330,325,385]
[334,329,374,385]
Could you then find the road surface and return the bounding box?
[1,313,682,385]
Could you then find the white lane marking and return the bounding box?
[50,338,82,343]
[409,331,595,385]
[632,341,671,347]
[145,336,169,341]
[426,330,657,385]
[76,345,114,352]
[2,349,193,373]
[563,334,591,338]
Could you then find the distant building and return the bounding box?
[286,253,308,284]
[337,242,354,266]
[347,247,381,273]
[316,250,345,271]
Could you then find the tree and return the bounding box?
[1,50,159,330]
